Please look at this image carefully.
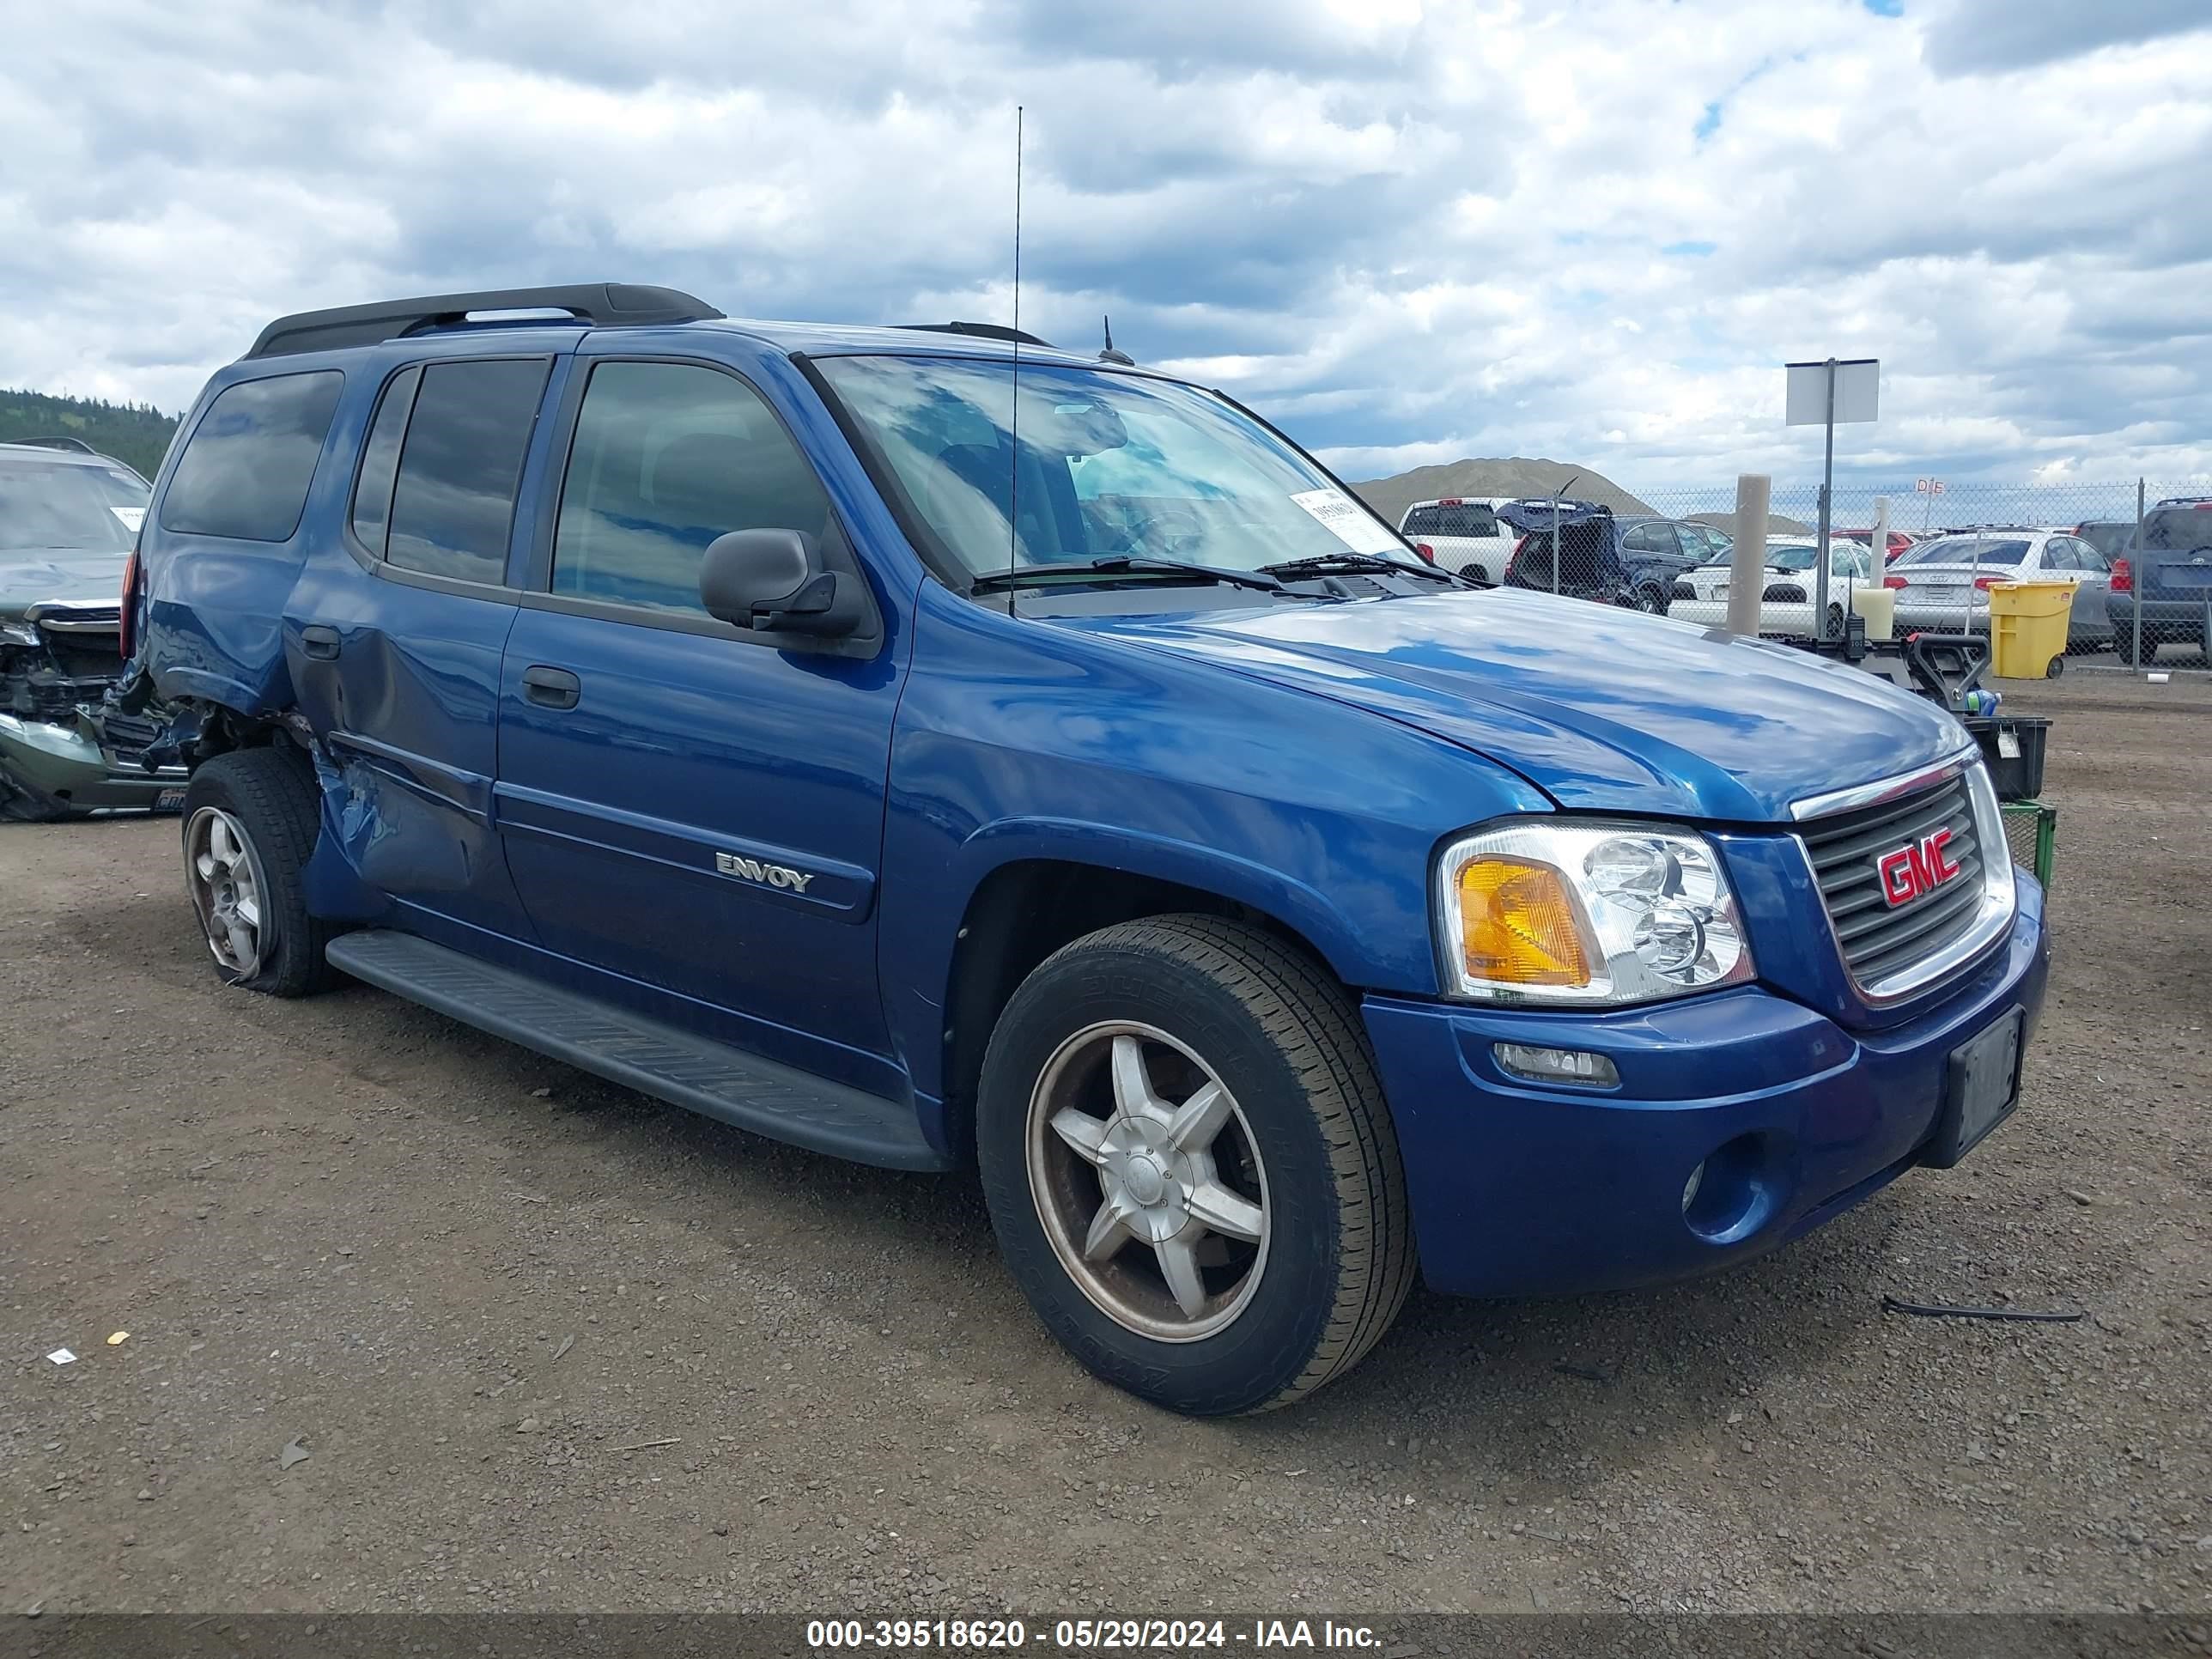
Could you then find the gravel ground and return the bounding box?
[3,675,2208,1616]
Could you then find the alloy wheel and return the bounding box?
[185,806,266,976]
[1025,1021,1271,1342]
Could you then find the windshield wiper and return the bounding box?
[1258,551,1479,587]
[969,556,1286,595]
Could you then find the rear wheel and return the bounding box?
[179,747,339,997]
[976,916,1413,1415]
[1636,586,1667,615]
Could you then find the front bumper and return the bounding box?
[0,710,187,811]
[1362,876,2048,1298]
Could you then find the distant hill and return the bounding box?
[1348,457,1654,526]
[0,388,179,481]
[1687,509,1816,536]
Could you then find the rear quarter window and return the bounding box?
[159,371,344,543]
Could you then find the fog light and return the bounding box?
[1493,1042,1620,1089]
[1682,1161,1706,1213]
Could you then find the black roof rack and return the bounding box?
[246,283,725,360]
[3,435,101,455]
[897,321,1055,348]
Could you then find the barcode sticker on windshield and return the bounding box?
[110,507,145,532]
[1290,488,1401,556]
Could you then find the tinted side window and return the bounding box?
[349,366,421,559]
[551,362,833,616]
[386,359,550,584]
[2070,538,2109,573]
[159,371,343,542]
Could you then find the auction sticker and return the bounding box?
[111,506,145,532]
[1289,487,1401,555]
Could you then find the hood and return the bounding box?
[0,551,128,617]
[1064,587,1971,822]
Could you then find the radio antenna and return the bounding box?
[1004,104,1024,617]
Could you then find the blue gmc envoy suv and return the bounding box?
[123,284,2048,1414]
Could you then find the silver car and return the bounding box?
[0,441,187,821]
[1884,527,2115,649]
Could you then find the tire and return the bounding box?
[1636,586,1667,615]
[976,915,1414,1416]
[2044,653,2065,678]
[179,746,339,996]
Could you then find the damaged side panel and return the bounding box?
[281,559,535,941]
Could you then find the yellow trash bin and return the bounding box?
[1987,580,2075,679]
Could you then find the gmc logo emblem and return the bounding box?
[1877,828,1961,907]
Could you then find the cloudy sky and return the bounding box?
[4,0,2208,489]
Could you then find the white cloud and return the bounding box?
[2,0,2208,492]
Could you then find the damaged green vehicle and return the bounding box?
[0,439,186,821]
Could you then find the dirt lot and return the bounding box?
[3,675,2208,1616]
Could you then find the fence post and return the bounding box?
[1727,475,1770,638]
[2134,477,2146,672]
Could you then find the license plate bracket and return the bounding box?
[154,788,185,813]
[1923,1006,2025,1168]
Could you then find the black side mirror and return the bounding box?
[698,529,865,639]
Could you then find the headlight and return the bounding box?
[1435,820,1756,1006]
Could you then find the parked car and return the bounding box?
[2106,498,2212,665]
[126,283,2049,1416]
[1834,528,1916,562]
[1666,539,1875,639]
[2073,520,2135,566]
[0,439,186,821]
[1495,502,1708,612]
[1882,527,2114,651]
[1397,497,1515,584]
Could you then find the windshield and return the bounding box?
[2141,507,2212,553]
[1402,501,1498,538]
[0,455,148,551]
[1895,536,2029,567]
[813,356,1403,580]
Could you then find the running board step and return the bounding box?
[325,930,948,1171]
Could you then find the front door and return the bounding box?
[494,356,905,1093]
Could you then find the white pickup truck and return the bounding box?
[1397,497,1517,585]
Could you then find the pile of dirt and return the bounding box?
[1687,509,1817,536]
[1349,458,1653,526]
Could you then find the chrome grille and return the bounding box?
[1801,772,1984,988]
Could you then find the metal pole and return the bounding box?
[1552,489,1561,596]
[1814,358,1835,641]
[1725,474,1770,637]
[2133,477,2146,672]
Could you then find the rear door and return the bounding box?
[288,352,559,941]
[493,354,904,1091]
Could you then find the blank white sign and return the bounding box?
[1785,359,1880,425]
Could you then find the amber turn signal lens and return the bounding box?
[1457,858,1591,988]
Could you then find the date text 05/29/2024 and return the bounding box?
[805,1619,1383,1651]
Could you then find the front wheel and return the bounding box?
[1636,586,1667,615]
[977,916,1414,1415]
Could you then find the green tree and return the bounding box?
[0,388,180,482]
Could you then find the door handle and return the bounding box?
[301,624,342,660]
[520,665,581,710]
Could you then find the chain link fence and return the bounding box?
[1618,478,2212,672]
